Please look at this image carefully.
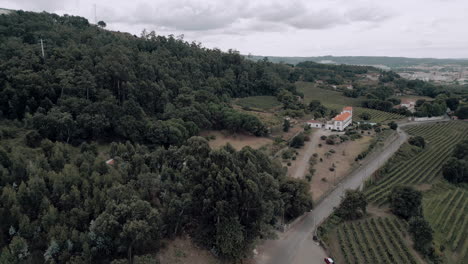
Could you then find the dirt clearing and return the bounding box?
[200,130,273,150]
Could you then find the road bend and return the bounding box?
[255,127,409,264]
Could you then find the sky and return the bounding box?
[2,0,468,58]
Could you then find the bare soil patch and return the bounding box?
[158,237,219,264]
[310,135,373,201]
[200,130,273,150]
[414,183,432,191]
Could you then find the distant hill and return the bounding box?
[248,55,468,68]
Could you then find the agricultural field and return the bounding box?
[332,217,421,264]
[296,82,405,123]
[423,182,468,264]
[233,96,280,111]
[365,121,468,206]
[296,81,364,106]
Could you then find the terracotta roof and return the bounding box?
[343,106,353,111]
[334,112,351,121]
[307,120,321,123]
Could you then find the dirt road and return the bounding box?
[255,127,408,264]
[291,129,333,179]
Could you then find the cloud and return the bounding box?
[97,0,394,33]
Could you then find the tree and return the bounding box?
[25,130,42,148]
[290,134,305,148]
[389,121,398,130]
[336,190,367,220]
[280,178,313,220]
[453,139,468,159]
[388,186,422,220]
[445,97,459,111]
[409,217,433,254]
[456,106,468,119]
[283,119,290,132]
[442,157,468,184]
[97,20,106,28]
[359,112,371,121]
[409,136,425,148]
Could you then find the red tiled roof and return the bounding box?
[334,112,351,121]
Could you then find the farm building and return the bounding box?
[400,99,415,112]
[306,120,322,128]
[306,106,353,131]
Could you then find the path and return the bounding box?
[291,129,333,179]
[255,127,407,264]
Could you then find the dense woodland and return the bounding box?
[0,11,314,263]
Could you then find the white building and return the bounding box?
[401,99,416,112]
[306,107,353,131]
[306,120,322,128]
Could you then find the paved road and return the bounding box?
[255,127,408,264]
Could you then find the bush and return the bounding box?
[409,136,425,148]
[325,138,335,145]
[287,162,291,166]
[305,174,312,182]
[389,121,398,130]
[320,135,327,140]
[359,112,371,120]
[329,167,335,171]
[25,130,42,148]
[318,144,322,147]
[388,186,422,220]
[330,149,336,153]
[291,134,305,148]
[312,153,318,157]
[304,135,310,141]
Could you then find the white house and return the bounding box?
[306,106,353,131]
[401,99,415,112]
[306,120,322,128]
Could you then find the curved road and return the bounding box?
[256,119,451,264]
[255,127,409,264]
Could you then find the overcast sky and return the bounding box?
[2,0,468,58]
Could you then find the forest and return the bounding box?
[0,11,313,263]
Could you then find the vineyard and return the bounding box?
[353,107,405,123]
[333,217,421,264]
[365,121,468,205]
[423,182,468,264]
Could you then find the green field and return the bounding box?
[365,121,468,206]
[333,217,420,264]
[296,81,363,106]
[234,96,280,110]
[297,82,405,123]
[423,182,468,264]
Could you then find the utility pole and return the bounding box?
[40,39,45,58]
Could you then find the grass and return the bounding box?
[332,217,420,264]
[296,81,364,106]
[296,82,405,123]
[234,96,280,110]
[364,121,468,206]
[423,181,468,264]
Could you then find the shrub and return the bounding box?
[329,167,335,172]
[330,149,336,153]
[318,144,322,147]
[305,174,312,182]
[409,136,425,148]
[312,153,318,157]
[325,138,335,145]
[320,135,327,140]
[287,162,291,166]
[321,177,327,182]
[291,134,305,148]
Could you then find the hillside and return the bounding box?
[0,11,314,263]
